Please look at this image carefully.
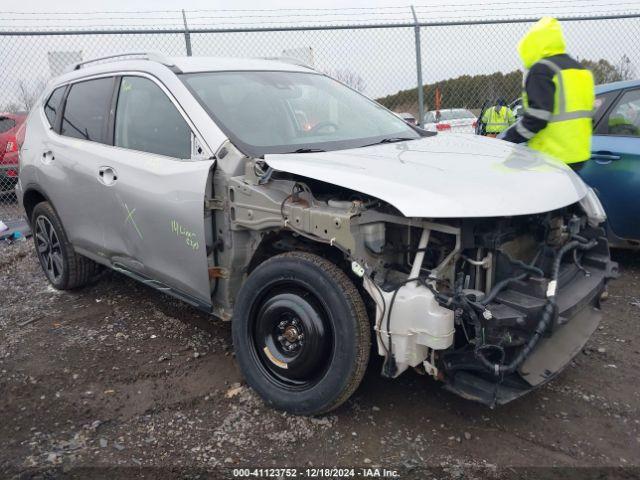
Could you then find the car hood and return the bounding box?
[264,134,588,218]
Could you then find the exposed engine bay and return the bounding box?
[210,147,617,406]
[362,204,617,406]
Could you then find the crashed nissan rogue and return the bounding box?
[17,54,617,415]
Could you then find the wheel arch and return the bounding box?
[22,185,52,224]
[245,231,377,327]
[246,231,345,274]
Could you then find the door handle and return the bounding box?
[591,151,621,164]
[41,150,55,164]
[98,166,118,186]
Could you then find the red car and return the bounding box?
[0,112,27,193]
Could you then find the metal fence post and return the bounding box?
[182,9,192,56]
[411,6,424,126]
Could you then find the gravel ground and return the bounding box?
[1,239,639,479]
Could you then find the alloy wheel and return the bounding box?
[34,215,64,283]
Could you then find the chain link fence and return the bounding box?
[1,13,639,225]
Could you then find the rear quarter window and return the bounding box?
[44,87,66,129]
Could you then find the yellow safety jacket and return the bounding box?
[482,106,516,133]
[518,17,595,164]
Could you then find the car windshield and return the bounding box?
[181,70,421,156]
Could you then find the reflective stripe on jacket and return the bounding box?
[502,17,595,164]
[523,57,595,164]
[481,106,515,133]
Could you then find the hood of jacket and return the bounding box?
[518,17,566,69]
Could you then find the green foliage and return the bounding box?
[377,70,523,113]
[378,56,636,114]
[579,55,636,84]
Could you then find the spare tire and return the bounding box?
[232,251,370,415]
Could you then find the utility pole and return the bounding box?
[182,9,192,56]
[411,5,424,126]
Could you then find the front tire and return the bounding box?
[232,251,370,415]
[31,202,100,290]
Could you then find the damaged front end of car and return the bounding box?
[358,190,618,407]
[216,139,617,408]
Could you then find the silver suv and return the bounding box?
[18,53,616,415]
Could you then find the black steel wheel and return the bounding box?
[31,202,101,290]
[251,285,333,389]
[232,251,370,415]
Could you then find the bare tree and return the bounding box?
[581,56,636,84]
[615,54,636,81]
[327,69,366,93]
[0,102,24,114]
[17,78,46,112]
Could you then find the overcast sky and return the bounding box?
[17,0,404,9]
[10,0,640,11]
[1,1,639,109]
[7,0,640,27]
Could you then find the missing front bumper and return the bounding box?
[442,250,617,407]
[443,304,601,407]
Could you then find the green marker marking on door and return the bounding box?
[170,220,200,250]
[124,203,143,240]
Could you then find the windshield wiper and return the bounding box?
[287,148,326,153]
[361,137,416,147]
[379,137,416,144]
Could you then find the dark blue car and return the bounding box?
[579,79,640,248]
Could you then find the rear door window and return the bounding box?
[114,76,191,159]
[44,87,66,129]
[61,77,114,143]
[0,117,16,133]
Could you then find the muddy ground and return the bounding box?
[1,239,639,479]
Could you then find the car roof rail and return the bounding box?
[260,56,315,70]
[64,52,181,74]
